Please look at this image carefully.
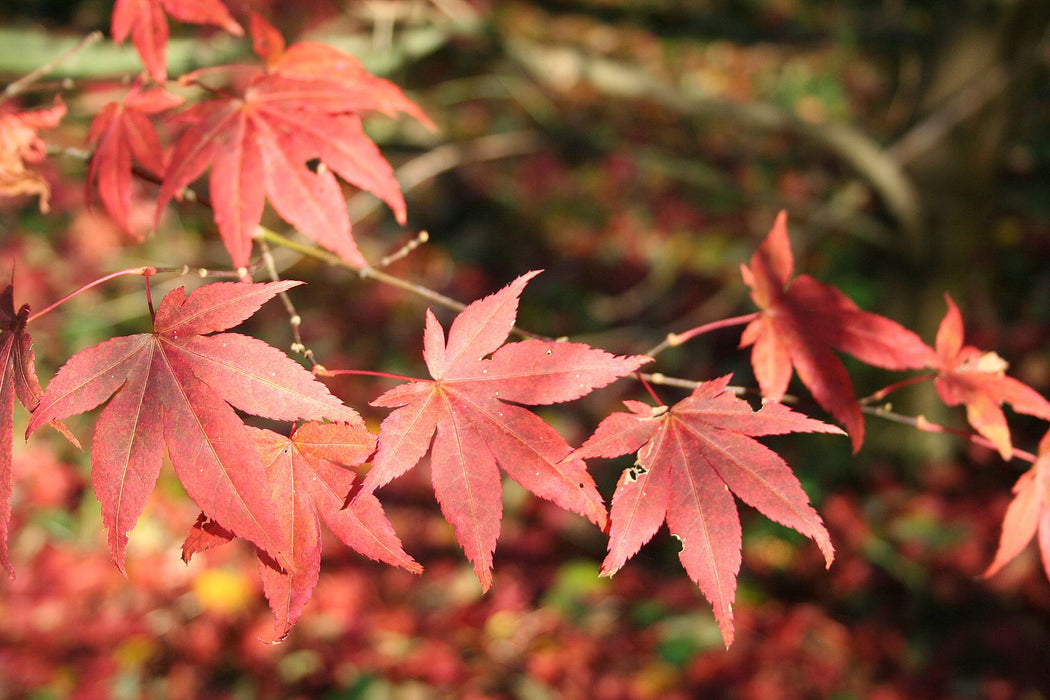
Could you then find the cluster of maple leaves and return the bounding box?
[3,1,1050,649]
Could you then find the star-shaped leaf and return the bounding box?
[184,420,419,639]
[932,294,1050,460]
[156,14,432,269]
[570,375,841,647]
[27,281,359,573]
[740,211,934,451]
[366,271,650,590]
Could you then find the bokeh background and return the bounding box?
[3,0,1050,697]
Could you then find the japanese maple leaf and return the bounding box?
[156,14,433,269]
[570,375,840,647]
[111,0,243,83]
[984,430,1050,580]
[183,421,420,639]
[0,286,47,576]
[740,211,934,451]
[86,82,185,233]
[26,281,359,573]
[0,284,80,578]
[0,100,66,212]
[931,294,1050,460]
[365,271,650,590]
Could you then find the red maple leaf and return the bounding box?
[740,211,934,451]
[984,430,1050,579]
[0,284,80,578]
[365,271,650,590]
[111,0,243,83]
[570,375,840,647]
[26,281,359,573]
[0,286,46,577]
[183,421,420,639]
[0,100,66,213]
[86,82,184,233]
[931,294,1050,460]
[155,14,433,269]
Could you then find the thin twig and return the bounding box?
[1,31,103,103]
[644,312,759,357]
[255,231,316,366]
[379,230,430,267]
[861,372,936,404]
[256,226,546,339]
[865,405,1037,464]
[27,266,156,324]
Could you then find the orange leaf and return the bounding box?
[986,431,1050,578]
[0,100,65,213]
[932,294,1050,460]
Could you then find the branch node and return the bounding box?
[379,230,430,268]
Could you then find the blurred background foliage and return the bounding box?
[3,0,1050,697]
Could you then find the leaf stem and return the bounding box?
[861,372,936,404]
[379,230,430,268]
[255,232,318,366]
[27,266,157,324]
[314,367,419,383]
[144,270,156,322]
[1,30,103,104]
[645,311,759,357]
[635,371,664,405]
